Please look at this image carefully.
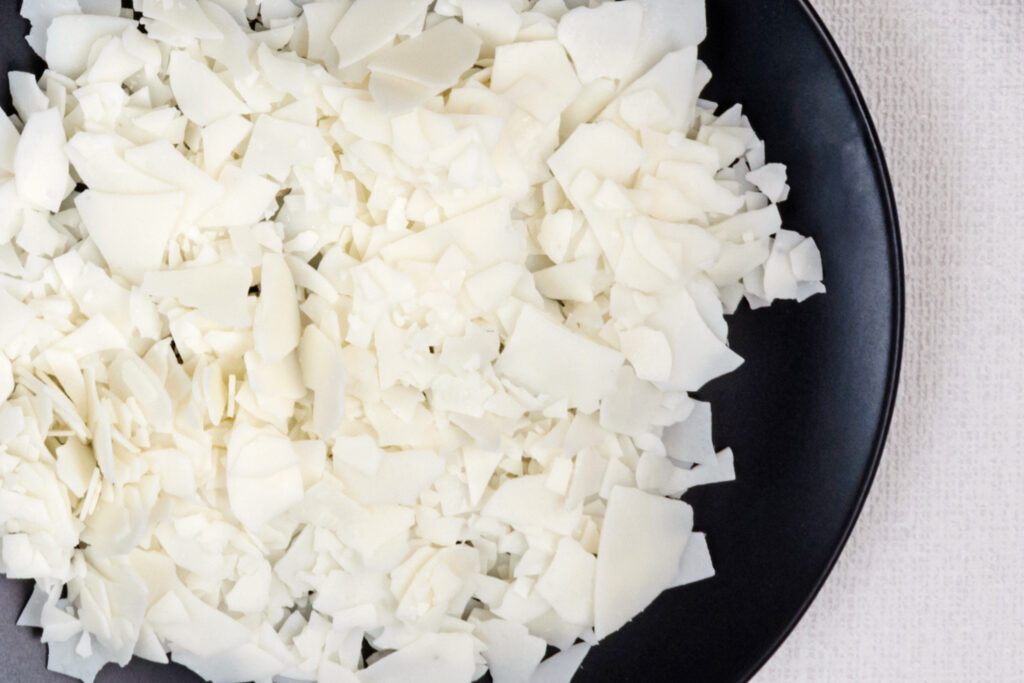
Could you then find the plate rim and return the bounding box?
[740,1,905,679]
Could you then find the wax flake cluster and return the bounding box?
[0,0,823,681]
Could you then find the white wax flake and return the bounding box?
[648,289,744,392]
[604,47,701,133]
[337,449,443,506]
[0,114,19,176]
[254,253,301,363]
[746,162,788,203]
[75,190,184,282]
[167,50,249,126]
[663,400,717,466]
[460,0,522,56]
[491,39,581,122]
[226,425,305,530]
[594,486,693,639]
[331,0,432,71]
[14,108,68,212]
[200,115,253,175]
[556,1,644,83]
[243,115,333,182]
[9,71,50,122]
[670,531,715,588]
[197,167,280,229]
[535,537,596,626]
[0,1,826,681]
[483,475,582,536]
[618,326,673,383]
[496,305,624,411]
[789,237,825,282]
[55,438,96,498]
[142,263,252,327]
[44,15,133,78]
[476,617,547,683]
[549,121,644,194]
[629,0,707,82]
[528,643,592,683]
[369,19,481,92]
[0,355,12,404]
[360,633,476,683]
[298,325,347,439]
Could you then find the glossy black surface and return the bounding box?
[0,0,901,681]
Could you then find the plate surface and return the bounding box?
[0,0,902,681]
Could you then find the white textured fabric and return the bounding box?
[757,1,1024,681]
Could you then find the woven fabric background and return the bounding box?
[757,1,1024,680]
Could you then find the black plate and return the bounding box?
[0,0,902,681]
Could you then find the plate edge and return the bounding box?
[741,1,907,680]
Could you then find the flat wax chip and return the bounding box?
[55,439,95,498]
[460,0,522,56]
[496,306,624,411]
[594,486,693,639]
[626,0,706,82]
[463,447,503,506]
[711,204,782,241]
[197,168,280,228]
[381,199,520,268]
[171,643,283,683]
[9,72,50,122]
[482,475,581,536]
[533,258,598,303]
[604,47,700,133]
[336,450,443,506]
[367,72,437,114]
[618,326,673,383]
[167,51,249,126]
[200,115,253,174]
[242,115,333,182]
[491,40,581,122]
[0,355,12,404]
[254,253,301,363]
[598,366,663,437]
[662,400,717,466]
[65,133,176,195]
[535,537,596,626]
[670,531,715,587]
[0,113,19,176]
[556,1,644,83]
[298,325,347,439]
[142,263,252,327]
[331,0,432,70]
[476,618,547,683]
[528,643,592,683]
[746,162,788,203]
[14,108,68,213]
[75,190,184,282]
[548,122,644,196]
[369,19,481,91]
[649,289,743,392]
[226,430,305,530]
[360,633,476,683]
[45,15,133,78]
[789,237,824,282]
[122,141,226,224]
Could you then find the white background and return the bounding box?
[756,1,1024,681]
